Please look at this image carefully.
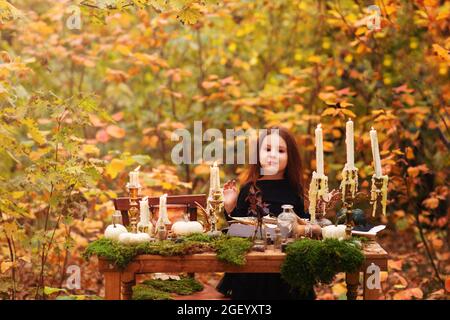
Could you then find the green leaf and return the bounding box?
[44,287,68,296]
[131,154,151,165]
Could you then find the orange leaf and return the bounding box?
[388,260,403,271]
[321,107,337,117]
[341,109,356,118]
[393,288,423,300]
[112,112,124,122]
[106,125,126,139]
[422,197,439,209]
[432,44,450,62]
[96,129,110,143]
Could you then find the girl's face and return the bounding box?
[259,133,288,176]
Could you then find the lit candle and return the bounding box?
[315,124,324,176]
[345,119,355,170]
[129,165,141,187]
[370,127,382,178]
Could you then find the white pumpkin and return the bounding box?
[119,232,151,245]
[171,221,204,236]
[118,232,131,244]
[322,225,346,240]
[104,224,128,241]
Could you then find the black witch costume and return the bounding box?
[217,179,316,300]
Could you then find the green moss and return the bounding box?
[83,234,252,269]
[132,277,203,300]
[132,284,172,300]
[213,236,253,266]
[142,277,203,295]
[281,238,365,295]
[82,238,138,269]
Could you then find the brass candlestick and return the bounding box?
[207,188,228,236]
[370,175,388,217]
[308,173,329,224]
[126,183,141,233]
[341,168,359,238]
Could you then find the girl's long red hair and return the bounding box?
[239,126,306,199]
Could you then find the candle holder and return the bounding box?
[308,172,329,224]
[206,189,227,237]
[251,207,266,252]
[370,175,389,217]
[126,182,141,233]
[340,168,359,238]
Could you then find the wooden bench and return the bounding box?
[113,194,207,226]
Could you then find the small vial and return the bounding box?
[157,225,167,241]
[265,232,272,245]
[274,227,282,250]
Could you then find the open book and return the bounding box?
[351,225,386,238]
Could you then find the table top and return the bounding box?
[98,240,388,274]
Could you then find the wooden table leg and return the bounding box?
[104,272,121,300]
[363,262,384,300]
[346,272,360,300]
[121,273,136,300]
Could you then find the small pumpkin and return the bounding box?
[118,232,151,245]
[171,221,204,236]
[104,223,128,241]
[322,225,346,240]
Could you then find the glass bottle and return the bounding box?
[112,210,123,226]
[277,204,298,240]
[274,227,282,250]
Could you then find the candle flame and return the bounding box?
[371,127,375,131]
[213,160,218,167]
[134,165,141,172]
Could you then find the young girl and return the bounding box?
[217,126,322,300]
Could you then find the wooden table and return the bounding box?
[98,240,388,300]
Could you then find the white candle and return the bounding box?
[139,196,150,225]
[210,161,220,191]
[129,166,141,187]
[315,124,324,176]
[370,127,382,178]
[345,119,355,170]
[158,193,171,225]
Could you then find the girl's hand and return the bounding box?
[223,179,238,214]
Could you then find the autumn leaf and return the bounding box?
[96,129,110,143]
[22,118,46,145]
[1,261,14,273]
[177,6,202,25]
[105,159,126,179]
[105,68,129,83]
[393,288,423,300]
[422,197,440,209]
[106,125,126,139]
[321,107,337,117]
[432,44,450,62]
